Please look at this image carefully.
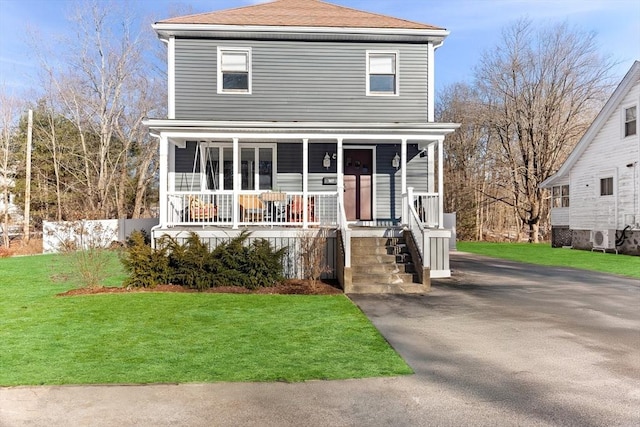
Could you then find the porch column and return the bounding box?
[438,137,444,229]
[232,137,240,229]
[428,144,435,193]
[302,138,309,229]
[401,138,408,224]
[337,138,344,219]
[159,135,168,226]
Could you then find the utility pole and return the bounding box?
[23,109,32,243]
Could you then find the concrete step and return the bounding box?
[347,282,428,294]
[351,262,415,275]
[351,243,409,256]
[350,237,406,248]
[350,253,412,265]
[351,272,417,286]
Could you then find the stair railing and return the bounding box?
[337,198,351,268]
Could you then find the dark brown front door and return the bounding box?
[344,149,372,221]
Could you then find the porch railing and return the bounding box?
[407,187,440,228]
[167,191,338,228]
[407,200,451,277]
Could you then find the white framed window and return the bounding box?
[366,51,399,96]
[217,47,252,94]
[201,143,275,191]
[552,185,569,208]
[624,105,637,137]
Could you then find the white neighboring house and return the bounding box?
[541,61,640,255]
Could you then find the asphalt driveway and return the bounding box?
[2,252,639,426]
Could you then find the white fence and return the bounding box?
[43,218,159,253]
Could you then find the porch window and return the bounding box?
[552,185,569,208]
[367,51,398,95]
[203,145,273,191]
[624,106,636,137]
[217,48,251,94]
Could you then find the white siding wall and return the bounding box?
[569,80,640,230]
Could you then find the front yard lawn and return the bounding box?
[457,242,640,279]
[0,254,412,386]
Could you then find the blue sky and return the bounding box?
[0,0,639,96]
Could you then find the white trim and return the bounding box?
[159,135,169,226]
[144,118,459,133]
[153,23,449,39]
[167,36,175,119]
[217,47,252,94]
[366,50,399,96]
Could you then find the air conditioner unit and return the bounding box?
[590,229,617,249]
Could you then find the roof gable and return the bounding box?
[541,61,640,188]
[158,0,443,31]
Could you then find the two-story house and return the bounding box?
[541,61,639,255]
[145,0,459,292]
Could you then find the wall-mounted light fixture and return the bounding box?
[392,152,400,169]
[323,152,331,169]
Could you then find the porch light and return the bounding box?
[392,153,400,169]
[323,152,331,169]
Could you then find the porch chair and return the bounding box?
[287,196,315,222]
[188,196,217,222]
[239,194,265,222]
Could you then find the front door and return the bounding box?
[344,149,373,221]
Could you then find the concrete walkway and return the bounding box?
[2,252,639,426]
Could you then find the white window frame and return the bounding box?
[366,51,399,96]
[552,185,570,208]
[599,176,614,197]
[200,142,276,191]
[623,104,637,138]
[217,47,252,94]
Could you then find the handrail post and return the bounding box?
[406,186,414,225]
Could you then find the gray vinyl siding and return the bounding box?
[175,38,428,122]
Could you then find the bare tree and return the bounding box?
[0,91,23,247]
[30,0,159,219]
[475,19,614,242]
[438,83,494,240]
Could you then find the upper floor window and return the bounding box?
[552,185,569,207]
[217,48,251,94]
[624,106,637,137]
[367,51,398,96]
[600,177,613,196]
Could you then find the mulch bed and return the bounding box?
[57,279,343,297]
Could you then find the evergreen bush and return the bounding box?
[121,230,171,288]
[121,231,287,290]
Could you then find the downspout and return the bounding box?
[427,40,445,123]
[166,36,176,120]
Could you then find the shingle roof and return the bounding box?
[158,0,443,31]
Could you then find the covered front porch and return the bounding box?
[147,120,457,284]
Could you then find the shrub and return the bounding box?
[49,220,119,288]
[122,231,287,291]
[299,229,332,285]
[162,233,220,291]
[121,231,171,288]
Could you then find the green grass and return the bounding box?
[457,242,640,279]
[0,253,411,386]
